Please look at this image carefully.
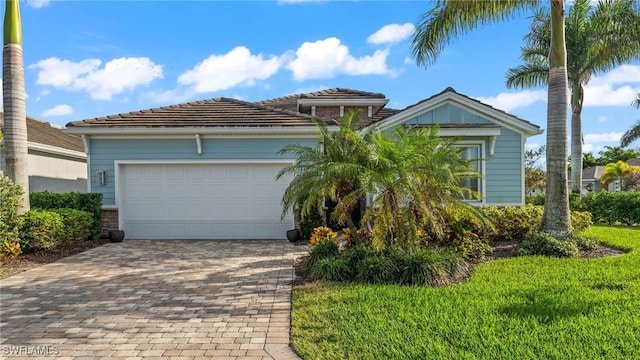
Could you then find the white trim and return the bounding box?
[438,127,501,137]
[195,134,202,155]
[454,140,486,205]
[114,160,296,238]
[372,92,542,137]
[297,98,388,107]
[82,135,91,193]
[367,106,373,117]
[311,106,316,116]
[489,135,497,156]
[339,106,344,117]
[2,140,87,160]
[64,126,323,136]
[102,205,118,210]
[520,133,526,205]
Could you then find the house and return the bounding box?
[65,87,542,240]
[578,158,640,193]
[0,115,87,193]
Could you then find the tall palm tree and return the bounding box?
[2,0,28,212]
[505,0,640,194]
[620,92,640,148]
[412,0,572,239]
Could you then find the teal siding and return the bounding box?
[396,103,525,205]
[90,137,317,205]
[484,128,523,204]
[405,103,493,126]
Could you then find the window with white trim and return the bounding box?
[456,144,483,201]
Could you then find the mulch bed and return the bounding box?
[0,238,109,279]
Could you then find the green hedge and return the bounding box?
[30,191,103,240]
[49,208,93,243]
[0,172,23,243]
[19,209,65,251]
[527,191,640,226]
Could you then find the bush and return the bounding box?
[395,248,445,286]
[0,172,23,244]
[310,257,351,282]
[356,254,397,284]
[302,239,340,273]
[50,208,93,243]
[570,210,593,232]
[1,240,22,257]
[19,209,64,251]
[481,205,543,242]
[517,231,579,258]
[436,249,468,278]
[299,207,325,240]
[309,226,337,245]
[30,191,103,240]
[580,191,640,226]
[343,244,374,271]
[574,235,599,251]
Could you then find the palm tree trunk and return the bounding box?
[540,0,571,239]
[570,82,583,194]
[2,0,29,212]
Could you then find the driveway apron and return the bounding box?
[0,240,307,360]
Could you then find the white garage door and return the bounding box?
[119,163,293,239]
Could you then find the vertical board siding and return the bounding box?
[90,137,317,205]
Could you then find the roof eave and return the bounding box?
[63,126,325,136]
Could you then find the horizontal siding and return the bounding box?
[485,128,523,204]
[90,137,317,205]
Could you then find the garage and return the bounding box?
[118,162,294,240]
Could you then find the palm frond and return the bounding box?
[621,120,640,148]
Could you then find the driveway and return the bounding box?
[0,240,307,360]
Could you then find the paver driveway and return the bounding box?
[0,239,307,360]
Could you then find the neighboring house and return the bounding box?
[0,115,87,193]
[65,87,542,240]
[578,158,640,193]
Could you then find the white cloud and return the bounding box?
[42,104,73,117]
[475,90,547,112]
[597,115,609,123]
[584,65,640,107]
[367,23,415,45]
[582,132,623,153]
[178,46,281,93]
[26,0,49,8]
[30,57,163,100]
[39,89,50,96]
[287,37,390,81]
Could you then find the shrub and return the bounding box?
[0,172,23,244]
[302,239,340,273]
[574,235,599,251]
[580,191,640,226]
[517,231,579,258]
[298,207,325,240]
[19,209,64,251]
[395,248,445,286]
[50,208,93,243]
[481,205,543,242]
[570,210,593,232]
[309,226,338,246]
[1,240,22,257]
[310,257,351,282]
[436,249,468,278]
[356,254,397,284]
[30,191,103,240]
[343,243,374,271]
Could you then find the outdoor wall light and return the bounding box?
[97,170,106,186]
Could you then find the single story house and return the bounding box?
[0,115,87,193]
[65,87,542,240]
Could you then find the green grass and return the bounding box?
[291,226,640,360]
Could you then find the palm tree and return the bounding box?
[505,0,640,194]
[600,160,634,191]
[412,0,572,239]
[356,126,480,250]
[277,110,369,241]
[2,0,29,212]
[620,92,640,148]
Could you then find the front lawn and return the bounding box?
[291,226,640,359]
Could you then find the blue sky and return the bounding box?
[12,0,640,155]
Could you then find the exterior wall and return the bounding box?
[396,103,525,205]
[1,148,87,193]
[89,137,317,205]
[314,106,370,121]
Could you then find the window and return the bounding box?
[456,143,483,201]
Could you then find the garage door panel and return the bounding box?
[120,163,293,240]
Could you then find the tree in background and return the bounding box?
[505,0,640,195]
[525,145,546,195]
[598,146,640,165]
[620,93,640,148]
[2,0,29,212]
[412,0,572,239]
[600,160,636,191]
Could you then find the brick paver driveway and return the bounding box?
[0,240,307,360]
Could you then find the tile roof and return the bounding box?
[67,97,316,128]
[257,87,386,109]
[582,166,606,181]
[1,113,84,152]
